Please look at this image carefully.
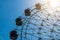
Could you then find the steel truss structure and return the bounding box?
[10,2,60,40]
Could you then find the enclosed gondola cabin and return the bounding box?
[25,8,31,16]
[15,17,23,26]
[35,3,41,10]
[16,17,22,22]
[10,30,18,40]
[16,21,22,26]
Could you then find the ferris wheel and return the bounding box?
[9,1,60,40]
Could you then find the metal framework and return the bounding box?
[9,2,60,40]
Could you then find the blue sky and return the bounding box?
[0,0,39,40]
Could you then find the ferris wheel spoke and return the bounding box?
[28,21,41,27]
[21,31,40,38]
[54,31,60,34]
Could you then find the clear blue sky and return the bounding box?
[0,0,39,40]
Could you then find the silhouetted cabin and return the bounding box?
[16,18,22,22]
[25,8,31,16]
[16,21,22,26]
[15,18,22,26]
[10,30,18,40]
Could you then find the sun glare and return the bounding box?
[50,0,60,8]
